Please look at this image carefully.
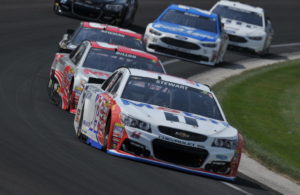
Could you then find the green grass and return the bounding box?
[213,59,300,181]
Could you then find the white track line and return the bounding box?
[162,42,300,66]
[221,182,253,195]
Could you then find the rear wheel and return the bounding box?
[77,107,84,140]
[77,105,88,143]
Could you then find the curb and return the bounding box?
[188,52,300,195]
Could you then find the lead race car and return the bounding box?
[211,0,274,55]
[58,21,144,53]
[48,41,165,113]
[53,0,138,26]
[144,4,228,66]
[74,67,244,180]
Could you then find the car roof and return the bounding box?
[126,68,211,92]
[167,4,218,19]
[81,22,142,40]
[215,0,263,14]
[90,41,159,62]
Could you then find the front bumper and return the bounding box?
[144,31,224,66]
[227,33,267,53]
[108,149,236,181]
[106,125,241,181]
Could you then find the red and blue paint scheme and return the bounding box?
[74,67,243,181]
[48,41,165,113]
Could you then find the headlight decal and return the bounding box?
[121,114,152,132]
[212,138,237,150]
[149,28,162,36]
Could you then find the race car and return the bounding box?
[144,4,228,66]
[48,41,165,113]
[211,0,274,55]
[58,21,144,53]
[53,0,138,27]
[74,67,244,181]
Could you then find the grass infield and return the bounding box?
[213,59,300,181]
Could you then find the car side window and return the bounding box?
[108,73,123,95]
[101,72,118,91]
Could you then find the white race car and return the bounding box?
[144,4,228,66]
[74,67,244,181]
[211,0,274,55]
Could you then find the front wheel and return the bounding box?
[102,116,111,151]
[48,78,62,108]
[76,107,84,140]
[53,2,63,15]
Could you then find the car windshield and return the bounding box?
[160,9,217,33]
[83,48,164,73]
[71,28,144,50]
[212,5,263,26]
[122,76,224,121]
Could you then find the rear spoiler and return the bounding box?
[88,77,106,84]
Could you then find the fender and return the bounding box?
[229,133,244,177]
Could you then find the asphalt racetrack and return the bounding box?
[1,0,300,194]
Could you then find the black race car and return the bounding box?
[53,0,138,26]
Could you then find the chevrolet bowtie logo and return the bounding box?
[174,131,190,138]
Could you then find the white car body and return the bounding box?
[144,4,228,66]
[74,67,243,181]
[211,0,274,54]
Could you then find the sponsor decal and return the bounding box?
[159,134,204,148]
[131,131,142,139]
[115,51,137,59]
[83,120,93,127]
[101,30,125,38]
[153,24,215,40]
[155,80,188,90]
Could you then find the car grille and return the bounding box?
[149,44,209,62]
[161,37,200,50]
[228,34,248,43]
[158,126,207,142]
[152,139,209,167]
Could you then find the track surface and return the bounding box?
[1,0,299,194]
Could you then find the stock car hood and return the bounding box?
[221,18,265,36]
[152,21,218,42]
[120,99,237,137]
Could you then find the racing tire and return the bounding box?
[53,2,62,15]
[120,0,138,27]
[76,107,84,141]
[102,115,111,152]
[48,78,62,108]
[258,47,270,57]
